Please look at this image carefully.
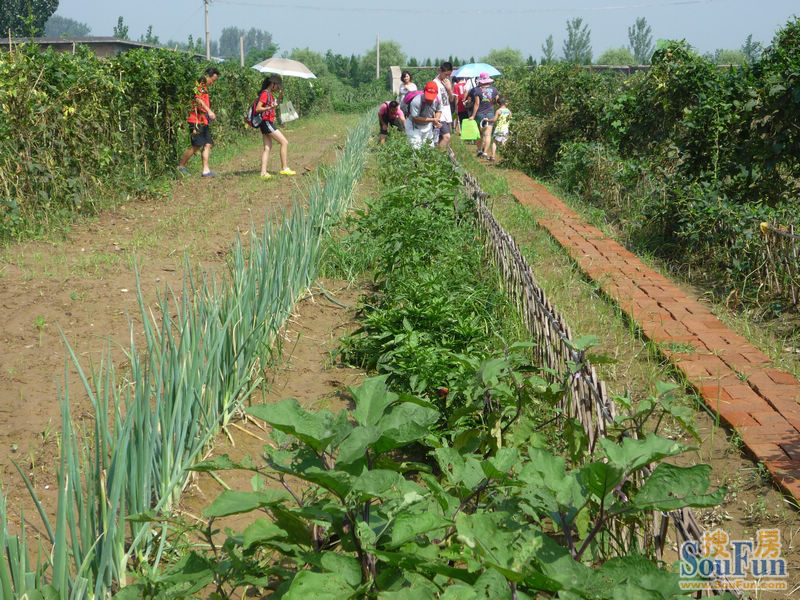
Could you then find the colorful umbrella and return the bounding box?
[452,62,502,78]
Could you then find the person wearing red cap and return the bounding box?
[404,81,442,149]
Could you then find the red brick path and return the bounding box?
[505,170,800,500]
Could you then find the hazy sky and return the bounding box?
[53,0,798,61]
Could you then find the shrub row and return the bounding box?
[500,17,799,306]
[0,45,261,241]
[0,44,390,243]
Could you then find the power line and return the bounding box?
[214,0,725,14]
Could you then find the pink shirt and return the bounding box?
[378,102,402,120]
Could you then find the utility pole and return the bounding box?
[205,0,211,60]
[376,33,380,79]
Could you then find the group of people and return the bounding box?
[177,62,513,178]
[177,67,296,179]
[378,62,512,161]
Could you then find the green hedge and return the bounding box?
[499,18,800,305]
[0,45,263,241]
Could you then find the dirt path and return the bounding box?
[0,114,359,516]
[178,277,366,535]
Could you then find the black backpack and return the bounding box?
[246,97,263,128]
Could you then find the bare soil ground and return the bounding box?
[0,114,359,529]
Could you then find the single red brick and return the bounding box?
[721,383,759,400]
[741,350,770,364]
[745,442,790,463]
[693,355,730,373]
[750,411,793,427]
[726,403,774,418]
[720,411,759,427]
[696,384,732,402]
[779,441,800,462]
[766,369,800,386]
[739,424,799,447]
[676,362,712,380]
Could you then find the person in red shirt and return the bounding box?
[254,75,295,178]
[178,67,220,178]
[452,77,469,135]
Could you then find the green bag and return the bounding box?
[461,118,479,140]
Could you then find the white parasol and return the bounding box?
[251,57,317,79]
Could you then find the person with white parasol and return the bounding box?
[250,58,317,178]
[253,75,295,177]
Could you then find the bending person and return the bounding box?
[378,100,406,144]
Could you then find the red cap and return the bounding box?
[424,81,438,101]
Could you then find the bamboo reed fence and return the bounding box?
[450,150,741,597]
[761,221,800,307]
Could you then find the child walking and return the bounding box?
[487,97,511,162]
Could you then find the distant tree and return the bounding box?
[596,46,635,65]
[218,27,276,59]
[360,40,405,82]
[175,33,216,55]
[469,56,475,63]
[481,47,525,68]
[138,25,160,46]
[424,58,432,66]
[245,47,273,65]
[218,27,242,57]
[741,33,763,64]
[526,54,536,66]
[714,48,747,66]
[407,56,419,67]
[113,16,129,40]
[562,18,592,64]
[0,0,58,36]
[44,14,91,37]
[288,47,328,77]
[349,54,360,82]
[627,17,654,64]
[187,34,203,53]
[325,50,352,81]
[541,35,556,64]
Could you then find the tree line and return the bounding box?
[9,8,766,71]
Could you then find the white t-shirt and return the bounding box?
[397,82,417,104]
[433,77,453,123]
